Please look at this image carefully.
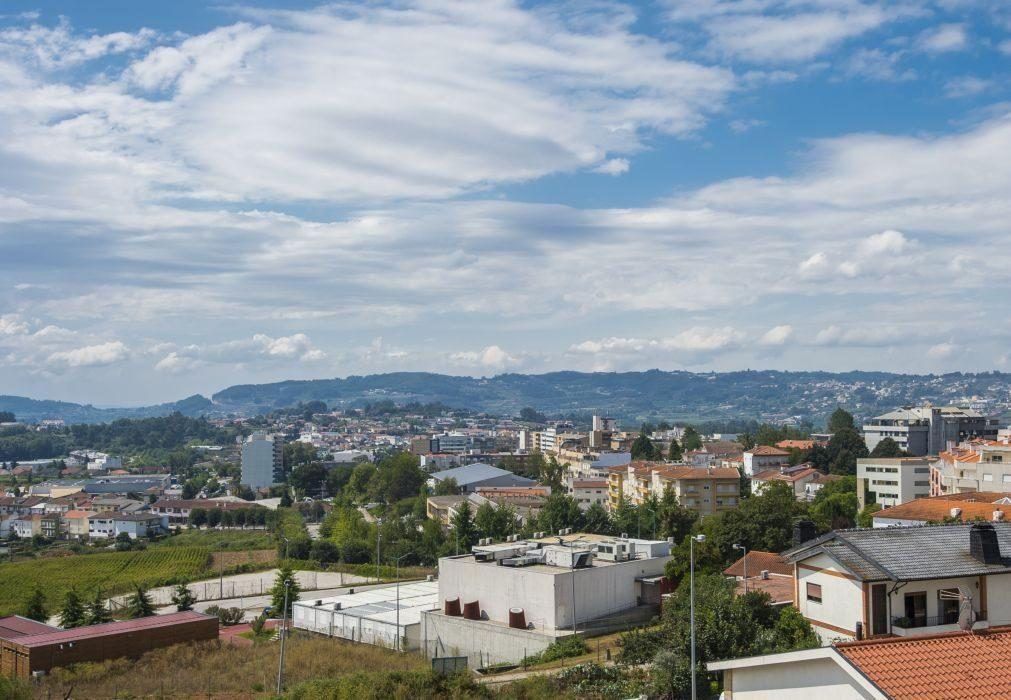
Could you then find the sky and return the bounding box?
[1,0,1010,405]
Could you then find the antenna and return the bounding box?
[939,587,976,633]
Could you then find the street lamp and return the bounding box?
[690,533,706,700]
[376,519,382,583]
[733,543,747,594]
[282,536,290,561]
[275,576,292,693]
[395,553,410,651]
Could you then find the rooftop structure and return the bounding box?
[428,463,535,493]
[863,405,999,457]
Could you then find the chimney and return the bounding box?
[994,510,1005,522]
[969,523,1002,565]
[950,507,962,519]
[793,519,818,547]
[761,570,769,580]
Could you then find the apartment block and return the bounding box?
[856,457,932,509]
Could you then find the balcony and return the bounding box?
[891,611,987,636]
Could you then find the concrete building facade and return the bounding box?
[240,432,284,489]
[856,457,932,509]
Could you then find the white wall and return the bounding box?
[795,552,863,642]
[723,657,878,699]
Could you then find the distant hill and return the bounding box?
[210,370,1011,424]
[0,394,214,424]
[5,370,1011,425]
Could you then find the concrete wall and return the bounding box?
[420,611,556,667]
[723,657,876,699]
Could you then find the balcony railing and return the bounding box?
[892,611,985,629]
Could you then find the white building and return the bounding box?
[240,432,284,490]
[856,457,932,509]
[862,405,999,456]
[710,627,1011,699]
[421,533,671,667]
[292,580,439,651]
[743,446,791,476]
[785,522,1011,643]
[570,480,608,510]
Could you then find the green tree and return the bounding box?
[86,590,113,625]
[668,438,683,462]
[279,490,293,508]
[827,407,856,434]
[870,437,906,458]
[857,503,883,528]
[188,508,207,527]
[810,491,858,530]
[171,583,196,612]
[22,586,48,622]
[631,429,658,461]
[681,426,703,452]
[289,462,328,498]
[539,454,566,491]
[582,502,612,534]
[127,586,156,619]
[657,487,697,543]
[433,477,460,496]
[58,589,87,628]
[451,501,478,553]
[519,407,547,423]
[537,494,583,534]
[825,428,869,475]
[270,564,301,618]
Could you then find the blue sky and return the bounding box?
[1,0,1010,404]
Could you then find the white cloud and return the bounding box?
[0,19,154,70]
[450,345,519,370]
[47,341,129,368]
[154,333,326,372]
[729,118,766,133]
[759,325,794,346]
[916,23,968,53]
[927,342,958,360]
[944,76,992,98]
[0,314,29,335]
[594,158,630,176]
[844,48,915,82]
[570,327,745,356]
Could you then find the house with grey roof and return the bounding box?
[428,462,535,494]
[785,522,1011,643]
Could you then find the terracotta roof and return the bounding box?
[654,466,741,481]
[751,467,820,483]
[875,492,1011,523]
[776,440,815,450]
[746,445,790,456]
[734,575,794,604]
[836,626,1011,700]
[724,550,792,577]
[572,480,608,488]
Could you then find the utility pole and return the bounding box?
[276,577,291,694]
[396,553,409,651]
[376,519,382,582]
[733,543,747,594]
[691,534,706,700]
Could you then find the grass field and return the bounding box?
[0,547,211,616]
[35,634,430,698]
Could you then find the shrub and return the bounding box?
[205,605,244,625]
[522,635,589,665]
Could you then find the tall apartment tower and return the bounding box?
[241,432,285,489]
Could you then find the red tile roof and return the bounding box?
[746,445,791,456]
[733,575,794,604]
[723,550,792,577]
[875,492,1011,524]
[836,626,1011,700]
[776,440,815,450]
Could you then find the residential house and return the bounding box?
[871,492,1011,528]
[149,498,262,524]
[91,496,143,513]
[785,522,1011,642]
[570,480,608,510]
[751,465,826,499]
[710,626,1011,699]
[63,510,92,538]
[856,457,932,509]
[743,446,791,476]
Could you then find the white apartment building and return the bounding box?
[856,457,932,509]
[240,432,284,489]
[931,441,1011,496]
[570,480,608,510]
[862,405,999,456]
[743,446,791,476]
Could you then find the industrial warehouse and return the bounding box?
[291,579,440,650]
[290,532,674,669]
[0,612,218,680]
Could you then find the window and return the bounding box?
[806,582,823,603]
[1002,474,1011,484]
[984,474,994,482]
[914,481,929,487]
[939,589,960,625]
[914,468,930,474]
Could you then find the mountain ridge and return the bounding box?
[4,369,1011,424]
